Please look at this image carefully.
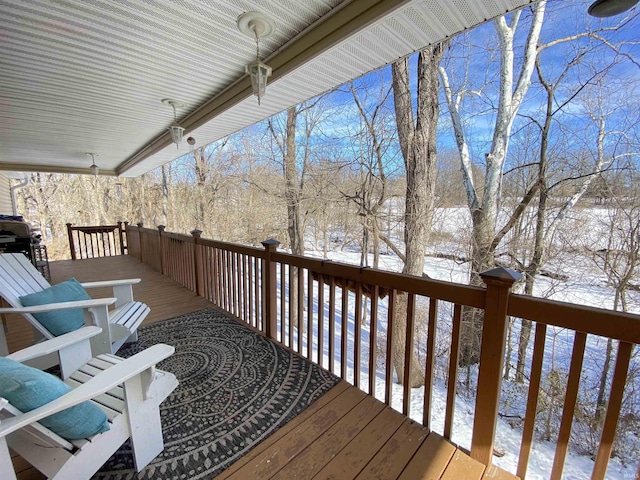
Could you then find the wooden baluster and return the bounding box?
[280,262,285,343]
[317,273,324,368]
[551,331,587,480]
[471,267,521,466]
[191,229,203,297]
[328,276,336,373]
[369,285,379,396]
[423,297,437,429]
[517,322,547,478]
[402,292,415,416]
[256,256,263,331]
[157,226,166,275]
[288,264,294,348]
[297,268,304,354]
[117,221,125,255]
[223,249,230,312]
[385,289,396,406]
[261,239,280,340]
[249,255,254,326]
[66,223,76,260]
[592,342,632,479]
[354,282,363,389]
[242,254,248,323]
[215,249,220,304]
[445,303,462,440]
[235,252,240,315]
[341,283,349,380]
[307,270,313,360]
[137,222,144,264]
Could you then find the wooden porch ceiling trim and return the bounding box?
[116,0,411,177]
[0,163,117,177]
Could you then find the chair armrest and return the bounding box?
[6,326,103,363]
[80,279,141,289]
[0,344,175,439]
[0,298,116,314]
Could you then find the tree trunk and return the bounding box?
[283,107,304,257]
[161,165,169,227]
[391,42,447,387]
[282,107,304,331]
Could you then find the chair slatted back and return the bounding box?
[0,253,56,340]
[0,253,50,306]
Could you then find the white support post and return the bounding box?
[124,373,163,471]
[88,306,112,356]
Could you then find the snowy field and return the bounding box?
[273,206,639,479]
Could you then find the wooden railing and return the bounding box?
[66,222,127,259]
[123,223,639,479]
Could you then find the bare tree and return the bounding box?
[391,41,448,386]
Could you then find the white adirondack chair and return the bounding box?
[0,326,178,480]
[0,252,150,360]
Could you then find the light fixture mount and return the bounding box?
[161,98,186,148]
[238,11,276,105]
[237,11,276,39]
[588,0,639,16]
[85,152,99,176]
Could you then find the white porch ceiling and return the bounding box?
[0,0,537,178]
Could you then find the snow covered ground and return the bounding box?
[272,207,639,479]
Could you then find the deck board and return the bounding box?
[399,432,457,479]
[271,394,385,479]
[312,405,406,479]
[2,255,518,480]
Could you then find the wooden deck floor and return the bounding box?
[5,255,517,480]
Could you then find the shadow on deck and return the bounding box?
[5,255,516,479]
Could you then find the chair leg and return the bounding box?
[124,374,164,471]
[88,306,112,355]
[0,437,18,480]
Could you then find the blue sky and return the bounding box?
[163,0,640,183]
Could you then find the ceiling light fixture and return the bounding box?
[86,152,99,176]
[588,0,639,16]
[237,11,276,105]
[187,136,196,153]
[162,98,185,148]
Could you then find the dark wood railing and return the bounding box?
[66,222,127,259]
[119,223,639,478]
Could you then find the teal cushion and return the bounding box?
[19,278,91,336]
[0,357,109,440]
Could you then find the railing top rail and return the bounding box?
[509,293,640,344]
[129,226,160,235]
[198,238,266,257]
[163,231,194,243]
[271,251,486,309]
[68,225,121,232]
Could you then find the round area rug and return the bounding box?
[93,308,340,480]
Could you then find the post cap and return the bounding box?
[261,238,280,249]
[480,266,522,285]
[191,229,203,237]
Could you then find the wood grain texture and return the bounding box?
[4,256,516,479]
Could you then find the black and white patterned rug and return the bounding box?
[93,308,340,480]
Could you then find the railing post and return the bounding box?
[137,222,144,263]
[66,223,76,260]
[191,229,204,297]
[158,225,166,274]
[261,238,280,339]
[123,221,129,254]
[471,266,521,466]
[117,221,125,255]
